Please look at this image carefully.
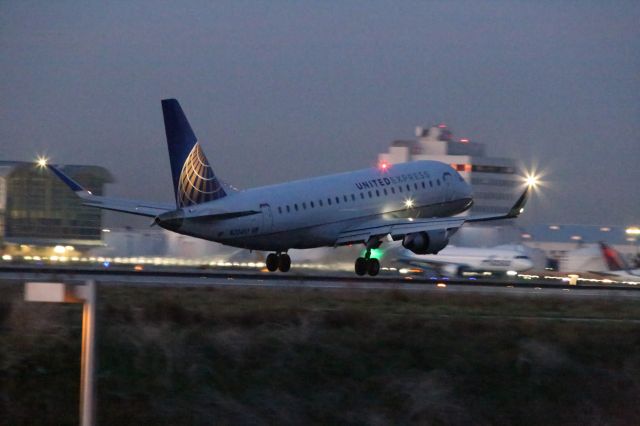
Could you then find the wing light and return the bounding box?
[36,155,49,168]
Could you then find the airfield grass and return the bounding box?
[1,282,640,425]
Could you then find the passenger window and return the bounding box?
[368,191,372,198]
[437,179,440,186]
[351,194,356,201]
[310,201,315,208]
[383,188,388,195]
[375,189,380,197]
[343,195,348,202]
[328,198,332,205]
[319,199,323,207]
[286,205,290,213]
[278,206,282,214]
[360,193,365,199]
[336,197,340,204]
[294,204,299,211]
[391,187,395,194]
[421,182,425,189]
[302,202,306,209]
[406,184,410,191]
[399,186,403,193]
[414,183,418,190]
[429,181,433,187]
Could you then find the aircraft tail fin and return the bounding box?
[598,242,631,272]
[162,99,227,207]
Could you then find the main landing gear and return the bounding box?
[355,239,381,276]
[266,252,291,272]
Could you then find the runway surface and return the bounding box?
[2,265,640,300]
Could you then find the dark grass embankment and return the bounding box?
[1,283,640,425]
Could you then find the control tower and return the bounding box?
[378,124,523,216]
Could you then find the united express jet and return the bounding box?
[48,99,529,276]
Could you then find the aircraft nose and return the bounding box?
[515,259,534,271]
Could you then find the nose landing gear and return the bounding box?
[266,252,291,272]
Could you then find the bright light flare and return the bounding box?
[36,155,49,168]
[525,174,539,188]
[378,161,391,172]
[404,198,414,208]
[626,226,640,236]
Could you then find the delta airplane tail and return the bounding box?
[161,99,227,207]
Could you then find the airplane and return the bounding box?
[395,244,534,276]
[46,99,530,276]
[593,242,640,281]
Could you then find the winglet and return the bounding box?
[47,164,90,194]
[505,186,530,218]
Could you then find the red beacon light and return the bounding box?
[378,161,390,172]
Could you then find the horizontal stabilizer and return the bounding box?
[47,165,173,217]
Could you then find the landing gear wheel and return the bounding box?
[278,254,291,272]
[367,258,380,276]
[266,253,279,272]
[355,257,368,276]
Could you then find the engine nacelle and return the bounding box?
[402,230,450,255]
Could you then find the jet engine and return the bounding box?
[402,230,450,255]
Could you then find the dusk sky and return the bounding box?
[1,1,638,226]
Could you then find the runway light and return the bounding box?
[436,282,447,288]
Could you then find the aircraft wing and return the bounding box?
[47,165,174,217]
[336,217,465,246]
[335,186,530,246]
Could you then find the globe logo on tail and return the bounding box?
[177,143,225,207]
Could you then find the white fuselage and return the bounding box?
[399,245,534,274]
[158,160,473,251]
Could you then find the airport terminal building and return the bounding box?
[379,124,523,216]
[0,161,113,254]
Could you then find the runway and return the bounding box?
[2,264,640,300]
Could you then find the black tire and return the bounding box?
[279,253,291,272]
[266,253,279,272]
[367,258,380,276]
[355,257,368,276]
